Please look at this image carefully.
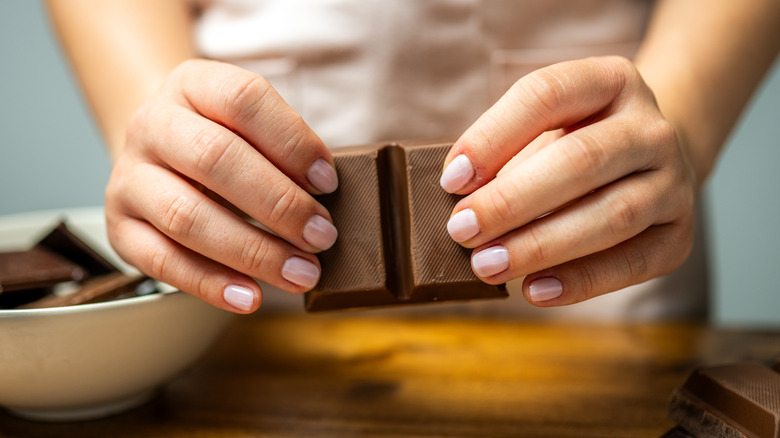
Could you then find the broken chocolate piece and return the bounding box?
[669,362,780,438]
[306,141,507,312]
[19,272,152,309]
[36,221,118,278]
[0,247,85,294]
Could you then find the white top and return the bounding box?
[189,0,708,320]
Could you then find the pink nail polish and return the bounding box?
[223,284,256,311]
[471,245,509,277]
[528,277,563,302]
[307,158,339,194]
[303,214,338,250]
[440,154,475,193]
[282,256,320,289]
[447,208,480,242]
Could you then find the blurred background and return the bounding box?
[1,2,778,326]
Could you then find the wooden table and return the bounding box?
[2,312,780,437]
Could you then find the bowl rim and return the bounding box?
[0,290,183,319]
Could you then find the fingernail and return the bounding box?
[282,256,320,289]
[307,158,339,194]
[440,154,474,193]
[528,277,563,302]
[223,284,256,312]
[471,245,510,277]
[447,208,480,242]
[303,214,338,250]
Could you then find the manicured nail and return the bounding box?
[471,245,510,277]
[223,284,256,312]
[307,158,339,194]
[528,277,563,302]
[303,214,338,250]
[440,154,474,193]
[282,256,320,289]
[447,208,480,242]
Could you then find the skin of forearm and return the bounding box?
[635,0,780,188]
[46,0,197,158]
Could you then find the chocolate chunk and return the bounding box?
[0,247,85,294]
[306,141,507,312]
[36,221,119,278]
[19,272,152,309]
[669,363,780,438]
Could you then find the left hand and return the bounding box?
[440,56,697,306]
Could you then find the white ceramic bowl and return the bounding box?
[0,208,234,421]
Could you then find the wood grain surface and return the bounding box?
[2,312,779,437]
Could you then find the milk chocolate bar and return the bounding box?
[306,141,507,312]
[669,362,780,438]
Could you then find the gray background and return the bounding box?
[2,2,778,326]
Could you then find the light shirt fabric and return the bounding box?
[190,0,708,321]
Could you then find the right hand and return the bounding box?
[105,59,339,313]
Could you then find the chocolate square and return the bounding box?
[305,141,507,312]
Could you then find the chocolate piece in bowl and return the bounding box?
[36,220,119,278]
[0,247,85,293]
[0,247,85,308]
[0,219,158,309]
[306,141,507,312]
[19,272,154,309]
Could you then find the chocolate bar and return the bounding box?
[306,141,507,312]
[668,362,780,438]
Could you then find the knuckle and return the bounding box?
[160,194,203,238]
[647,118,678,155]
[605,195,640,240]
[522,68,566,125]
[606,55,636,77]
[191,127,243,175]
[192,273,211,303]
[274,118,310,159]
[521,226,548,268]
[241,235,273,274]
[267,183,306,225]
[482,182,519,226]
[223,74,273,127]
[561,132,608,177]
[148,246,172,282]
[575,262,600,301]
[619,244,650,284]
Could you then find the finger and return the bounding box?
[447,116,662,247]
[134,104,338,253]
[106,215,263,314]
[521,221,694,306]
[110,161,322,294]
[440,56,639,194]
[466,169,691,284]
[496,130,563,178]
[166,59,338,194]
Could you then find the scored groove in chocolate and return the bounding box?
[306,141,507,312]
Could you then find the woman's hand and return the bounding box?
[106,59,339,313]
[441,56,696,306]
